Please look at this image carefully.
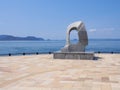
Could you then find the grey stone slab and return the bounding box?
[53,52,94,60]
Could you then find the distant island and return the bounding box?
[0,35,44,41]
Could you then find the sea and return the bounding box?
[0,39,120,55]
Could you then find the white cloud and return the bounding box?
[102,28,115,31]
[89,29,97,32]
[88,28,116,33]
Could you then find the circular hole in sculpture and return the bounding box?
[70,30,79,44]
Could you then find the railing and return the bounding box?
[0,51,120,56]
[95,51,120,54]
[0,52,53,56]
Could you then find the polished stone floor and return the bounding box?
[0,54,120,90]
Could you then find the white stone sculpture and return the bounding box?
[53,21,94,60]
[61,21,88,52]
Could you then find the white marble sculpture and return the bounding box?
[61,21,88,52]
[54,21,94,59]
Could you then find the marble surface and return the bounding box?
[0,54,120,90]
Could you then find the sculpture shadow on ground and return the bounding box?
[93,56,103,60]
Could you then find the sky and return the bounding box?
[0,0,120,40]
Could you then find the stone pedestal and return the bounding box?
[53,52,94,60]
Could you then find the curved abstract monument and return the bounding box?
[61,21,88,52]
[54,21,94,60]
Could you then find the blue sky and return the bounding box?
[0,0,120,39]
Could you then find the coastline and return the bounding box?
[0,54,120,90]
[0,39,120,55]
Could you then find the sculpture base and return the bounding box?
[53,52,94,60]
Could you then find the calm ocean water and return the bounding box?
[0,39,120,55]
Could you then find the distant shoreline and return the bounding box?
[0,39,120,41]
[0,35,44,41]
[0,35,120,41]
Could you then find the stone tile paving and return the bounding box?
[0,54,120,90]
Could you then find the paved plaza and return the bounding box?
[0,54,120,90]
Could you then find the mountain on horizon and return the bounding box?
[0,35,44,41]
